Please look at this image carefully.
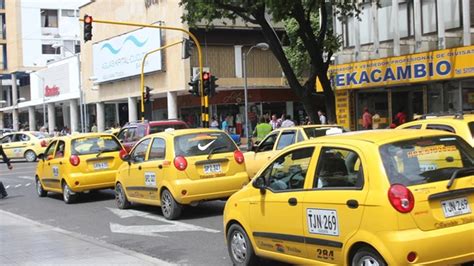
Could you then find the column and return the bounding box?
[47,103,56,133]
[392,0,400,56]
[11,74,19,131]
[28,106,36,131]
[372,1,380,58]
[96,102,105,132]
[285,101,294,119]
[354,12,361,61]
[462,0,471,46]
[167,91,178,120]
[62,104,70,128]
[115,103,120,126]
[0,112,3,129]
[128,97,137,122]
[437,0,445,49]
[414,0,422,52]
[234,45,243,78]
[70,99,79,133]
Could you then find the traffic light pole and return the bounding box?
[79,18,209,127]
[139,40,182,121]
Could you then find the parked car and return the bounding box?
[35,133,126,203]
[115,128,249,220]
[224,129,474,265]
[117,120,188,152]
[244,125,345,178]
[0,131,50,162]
[397,113,474,146]
[0,128,13,137]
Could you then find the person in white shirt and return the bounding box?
[269,114,279,130]
[281,115,296,128]
[318,110,327,125]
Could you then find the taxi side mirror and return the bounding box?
[253,176,266,195]
[121,154,132,165]
[37,153,45,161]
[47,155,54,161]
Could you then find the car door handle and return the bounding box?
[288,197,298,206]
[158,164,163,169]
[138,166,142,170]
[346,199,359,209]
[59,161,63,165]
[48,162,50,166]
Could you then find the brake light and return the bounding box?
[41,140,48,147]
[234,150,244,164]
[69,155,80,166]
[174,156,187,171]
[119,149,128,160]
[388,184,414,213]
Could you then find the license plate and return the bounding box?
[307,208,339,236]
[93,162,109,170]
[441,197,471,218]
[203,163,221,174]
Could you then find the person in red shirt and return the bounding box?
[394,108,407,126]
[362,107,373,130]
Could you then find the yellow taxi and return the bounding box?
[0,131,50,162]
[224,130,474,265]
[397,113,474,146]
[115,128,249,220]
[244,125,345,178]
[35,133,126,204]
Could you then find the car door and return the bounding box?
[40,140,58,190]
[11,133,31,159]
[246,132,280,177]
[301,145,368,264]
[249,146,317,259]
[0,134,14,158]
[47,140,66,190]
[123,138,152,203]
[140,137,167,202]
[117,127,137,152]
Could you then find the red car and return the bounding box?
[117,120,188,152]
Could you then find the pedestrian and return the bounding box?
[362,107,373,130]
[221,114,230,133]
[269,114,279,130]
[210,116,219,129]
[277,114,285,128]
[253,116,272,142]
[91,123,98,132]
[0,144,13,199]
[391,108,407,128]
[318,110,327,125]
[304,116,312,125]
[280,115,295,128]
[372,112,381,129]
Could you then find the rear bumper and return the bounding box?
[68,171,116,191]
[379,222,474,265]
[172,172,249,204]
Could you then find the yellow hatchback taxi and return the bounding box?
[115,128,249,220]
[0,131,50,162]
[224,130,474,265]
[35,133,126,204]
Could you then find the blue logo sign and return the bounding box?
[101,35,148,55]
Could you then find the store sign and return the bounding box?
[44,85,60,97]
[321,45,474,90]
[335,90,350,129]
[93,26,162,83]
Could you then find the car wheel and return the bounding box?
[62,182,76,204]
[160,189,182,220]
[36,177,47,197]
[227,224,258,266]
[115,183,131,209]
[352,247,387,266]
[24,150,37,162]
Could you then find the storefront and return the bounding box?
[326,45,474,130]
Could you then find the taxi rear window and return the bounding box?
[379,136,474,186]
[150,124,187,134]
[174,132,236,157]
[72,136,122,155]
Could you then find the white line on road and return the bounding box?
[0,171,34,176]
[14,184,22,188]
[25,183,31,187]
[18,176,34,180]
[5,185,9,189]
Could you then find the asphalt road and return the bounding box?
[0,161,286,266]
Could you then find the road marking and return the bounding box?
[108,208,220,237]
[25,183,31,187]
[14,184,22,188]
[18,176,34,180]
[5,185,9,189]
[0,171,34,176]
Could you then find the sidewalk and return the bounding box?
[0,210,173,265]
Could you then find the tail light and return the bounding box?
[174,156,187,171]
[41,140,48,147]
[388,184,414,213]
[69,155,80,166]
[119,149,128,160]
[234,150,245,164]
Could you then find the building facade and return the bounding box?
[0,0,88,131]
[330,0,474,130]
[79,0,303,135]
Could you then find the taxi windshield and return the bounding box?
[31,132,48,139]
[379,136,474,186]
[72,136,121,155]
[174,132,236,157]
[304,127,344,139]
[150,124,187,134]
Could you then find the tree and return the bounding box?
[180,0,362,123]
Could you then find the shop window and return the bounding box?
[426,124,455,133]
[42,44,60,55]
[41,9,58,28]
[61,9,75,17]
[444,81,460,112]
[461,81,474,111]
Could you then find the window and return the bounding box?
[41,9,58,28]
[131,139,151,163]
[469,122,474,138]
[276,131,296,150]
[174,132,236,156]
[13,134,30,142]
[42,44,60,55]
[297,130,305,142]
[422,0,461,34]
[55,141,65,158]
[61,9,75,17]
[261,147,314,191]
[45,141,57,159]
[258,133,278,152]
[149,138,166,160]
[0,135,12,143]
[74,43,80,54]
[426,124,455,133]
[72,136,121,155]
[150,123,188,134]
[404,124,422,129]
[314,147,364,189]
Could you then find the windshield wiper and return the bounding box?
[207,145,227,160]
[446,167,474,189]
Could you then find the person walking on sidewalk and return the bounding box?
[253,117,272,142]
[0,144,13,199]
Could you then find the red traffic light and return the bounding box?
[202,72,210,80]
[84,15,93,24]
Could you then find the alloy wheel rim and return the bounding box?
[63,184,70,201]
[36,179,42,195]
[116,185,124,205]
[26,151,35,161]
[161,192,171,217]
[358,255,380,266]
[230,231,247,263]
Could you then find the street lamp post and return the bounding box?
[243,43,269,151]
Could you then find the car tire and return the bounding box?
[62,182,76,204]
[115,183,131,209]
[351,247,387,266]
[160,189,182,220]
[24,150,37,162]
[227,224,259,266]
[36,177,47,197]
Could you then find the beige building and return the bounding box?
[80,0,300,134]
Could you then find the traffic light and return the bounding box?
[83,15,93,42]
[182,38,193,59]
[188,75,200,97]
[202,72,210,96]
[209,74,218,97]
[144,86,153,102]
